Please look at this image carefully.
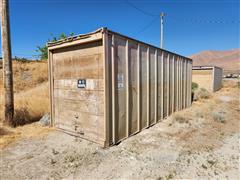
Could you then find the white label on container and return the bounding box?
[117,73,124,90]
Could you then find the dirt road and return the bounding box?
[0,80,239,180]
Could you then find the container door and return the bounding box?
[52,41,105,143]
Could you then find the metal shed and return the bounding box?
[47,28,192,147]
[192,66,222,92]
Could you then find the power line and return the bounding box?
[167,16,240,24]
[135,16,159,35]
[125,0,158,17]
[124,1,160,36]
[125,1,239,24]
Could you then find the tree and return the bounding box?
[36,32,74,60]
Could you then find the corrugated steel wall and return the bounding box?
[107,32,192,145]
[213,67,223,92]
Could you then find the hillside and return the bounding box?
[189,49,240,73]
[0,60,48,93]
[0,60,49,126]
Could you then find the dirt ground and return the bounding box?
[0,79,239,180]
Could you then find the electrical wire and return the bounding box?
[125,0,240,24]
[125,0,158,17]
[167,16,240,24]
[135,16,159,35]
[125,0,159,35]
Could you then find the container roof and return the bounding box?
[47,28,104,47]
[47,27,192,61]
[192,66,222,70]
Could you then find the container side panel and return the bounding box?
[213,67,222,92]
[187,60,192,107]
[115,37,127,141]
[180,58,183,110]
[177,58,180,110]
[173,56,177,112]
[154,50,158,123]
[163,53,168,118]
[185,60,189,107]
[183,59,186,108]
[107,34,113,144]
[157,51,162,121]
[189,61,193,106]
[188,60,190,107]
[182,59,185,109]
[178,58,181,110]
[181,58,184,109]
[169,54,173,115]
[186,60,188,107]
[149,48,156,125]
[184,59,187,108]
[175,58,178,111]
[103,32,111,146]
[140,46,148,128]
[161,52,164,119]
[185,59,188,108]
[129,41,138,134]
[137,44,141,131]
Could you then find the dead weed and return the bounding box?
[172,113,189,124]
[0,123,53,149]
[194,88,211,100]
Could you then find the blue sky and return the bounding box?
[0,0,239,59]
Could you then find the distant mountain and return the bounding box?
[189,49,240,73]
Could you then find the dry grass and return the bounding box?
[194,88,210,100]
[222,78,240,88]
[212,111,226,123]
[169,79,240,151]
[0,123,53,149]
[0,82,49,126]
[0,60,49,126]
[172,113,189,124]
[0,60,51,148]
[0,60,48,93]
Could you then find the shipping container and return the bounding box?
[192,66,222,92]
[47,28,192,147]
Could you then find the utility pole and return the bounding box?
[160,12,165,49]
[1,0,14,125]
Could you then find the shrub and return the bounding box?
[12,107,31,127]
[194,88,210,100]
[173,113,189,123]
[212,111,225,123]
[12,107,43,127]
[192,82,198,92]
[37,76,47,84]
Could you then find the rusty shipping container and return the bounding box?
[47,28,192,147]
